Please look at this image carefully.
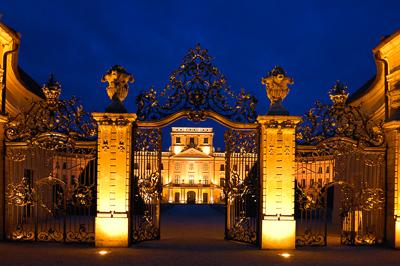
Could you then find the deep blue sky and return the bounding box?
[1,1,400,148]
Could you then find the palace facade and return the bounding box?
[161,127,225,204]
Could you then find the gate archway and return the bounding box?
[131,45,261,246]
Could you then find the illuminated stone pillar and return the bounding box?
[0,114,7,240]
[257,115,300,249]
[93,112,136,247]
[384,121,400,248]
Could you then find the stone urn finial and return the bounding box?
[102,65,134,113]
[261,66,293,115]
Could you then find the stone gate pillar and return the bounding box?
[93,65,135,247]
[384,121,400,248]
[93,113,136,247]
[258,115,300,249]
[258,66,300,249]
[0,114,7,241]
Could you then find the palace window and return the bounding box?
[189,163,194,171]
[310,179,315,187]
[62,162,67,169]
[318,166,322,173]
[161,163,164,170]
[301,179,306,188]
[175,163,181,171]
[203,163,209,172]
[318,178,323,188]
[220,178,225,186]
[245,164,250,171]
[220,164,225,171]
[326,166,330,173]
[203,175,209,185]
[176,137,181,143]
[233,164,238,171]
[204,138,209,144]
[189,137,195,145]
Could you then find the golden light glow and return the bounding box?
[278,252,292,258]
[98,250,110,256]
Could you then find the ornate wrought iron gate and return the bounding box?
[295,82,386,247]
[224,129,259,245]
[131,127,162,242]
[5,142,96,242]
[295,144,385,246]
[3,76,97,243]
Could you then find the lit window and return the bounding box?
[189,163,194,171]
[203,163,209,172]
[174,175,180,184]
[175,163,180,171]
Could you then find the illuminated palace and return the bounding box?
[161,127,225,204]
[5,19,400,250]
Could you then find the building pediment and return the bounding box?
[172,147,212,158]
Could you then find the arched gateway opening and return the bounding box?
[130,45,261,246]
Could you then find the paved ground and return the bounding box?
[1,205,400,265]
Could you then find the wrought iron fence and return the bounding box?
[5,142,97,242]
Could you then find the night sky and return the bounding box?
[1,1,400,148]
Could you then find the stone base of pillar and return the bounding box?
[261,219,296,249]
[395,218,400,248]
[95,216,129,247]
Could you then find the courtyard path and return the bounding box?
[1,204,400,265]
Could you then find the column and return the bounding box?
[93,112,136,247]
[257,115,300,249]
[384,121,400,248]
[0,115,7,240]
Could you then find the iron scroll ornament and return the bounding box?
[4,75,97,148]
[296,81,385,147]
[136,44,257,123]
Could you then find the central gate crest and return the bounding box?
[136,44,257,123]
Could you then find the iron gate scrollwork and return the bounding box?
[132,127,162,242]
[224,129,259,245]
[4,76,97,243]
[295,81,386,247]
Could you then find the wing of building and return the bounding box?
[348,30,400,122]
[0,22,44,116]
